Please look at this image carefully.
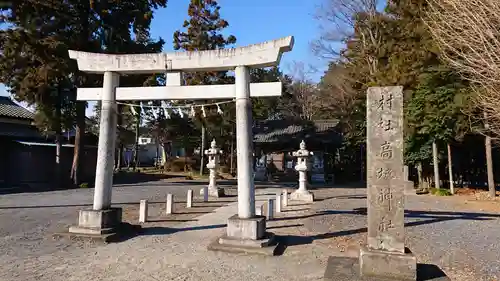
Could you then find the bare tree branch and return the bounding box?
[312,0,381,61]
[284,61,321,121]
[425,0,500,136]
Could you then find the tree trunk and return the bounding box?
[447,143,454,194]
[485,135,495,197]
[54,85,62,189]
[417,162,423,189]
[70,101,86,186]
[360,143,365,182]
[200,125,206,175]
[161,143,167,164]
[71,0,90,187]
[115,105,123,171]
[133,114,140,171]
[484,112,495,197]
[55,133,61,188]
[432,141,440,189]
[230,135,234,175]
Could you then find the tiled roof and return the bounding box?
[253,119,340,143]
[0,96,35,120]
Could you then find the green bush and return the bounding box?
[79,182,89,189]
[430,188,452,196]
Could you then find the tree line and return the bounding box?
[3,0,495,195]
[311,0,498,195]
[0,0,320,186]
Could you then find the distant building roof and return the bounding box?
[0,96,35,120]
[0,122,43,139]
[253,119,341,144]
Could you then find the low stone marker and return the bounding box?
[202,186,209,202]
[187,190,193,208]
[275,193,282,213]
[282,189,288,207]
[166,194,174,214]
[139,200,148,223]
[266,198,275,220]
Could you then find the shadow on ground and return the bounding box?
[417,263,449,281]
[275,208,500,250]
[139,223,227,236]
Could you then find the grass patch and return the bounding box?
[429,188,452,196]
[79,182,89,189]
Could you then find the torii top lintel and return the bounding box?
[69,36,294,75]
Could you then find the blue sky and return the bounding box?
[0,0,327,115]
[151,0,323,72]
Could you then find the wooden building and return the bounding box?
[253,119,342,183]
[0,96,97,191]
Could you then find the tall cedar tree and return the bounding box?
[172,0,236,155]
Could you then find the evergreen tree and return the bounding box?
[171,0,236,159]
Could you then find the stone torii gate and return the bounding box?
[67,37,294,251]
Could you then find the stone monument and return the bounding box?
[290,140,314,202]
[64,36,294,252]
[324,86,417,281]
[201,139,224,197]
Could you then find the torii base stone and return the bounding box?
[207,215,280,256]
[54,208,140,243]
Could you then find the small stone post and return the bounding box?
[282,189,288,207]
[290,140,314,202]
[166,194,173,214]
[201,139,225,197]
[202,186,208,202]
[187,190,193,208]
[266,198,275,220]
[139,199,148,223]
[275,193,282,213]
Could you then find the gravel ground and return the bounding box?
[1,183,499,281]
[0,181,239,262]
[0,188,326,281]
[306,186,500,281]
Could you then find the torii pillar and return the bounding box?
[64,37,294,251]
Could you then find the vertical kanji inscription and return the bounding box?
[366,87,405,253]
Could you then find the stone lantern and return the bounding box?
[201,139,225,197]
[290,140,314,202]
